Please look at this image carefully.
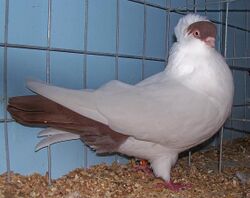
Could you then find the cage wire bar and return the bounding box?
[188,0,194,166]
[114,0,120,163]
[81,1,88,168]
[46,0,52,186]
[3,0,10,183]
[0,0,250,183]
[83,0,89,169]
[219,1,229,174]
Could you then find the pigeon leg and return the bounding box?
[156,180,191,191]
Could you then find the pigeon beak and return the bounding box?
[205,37,215,48]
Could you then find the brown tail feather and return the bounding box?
[9,95,57,112]
[8,95,128,153]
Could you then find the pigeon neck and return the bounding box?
[166,40,208,77]
[166,40,234,109]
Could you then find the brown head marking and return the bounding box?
[187,21,216,47]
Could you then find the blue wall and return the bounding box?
[0,0,249,179]
[223,0,250,140]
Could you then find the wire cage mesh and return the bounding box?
[0,0,249,188]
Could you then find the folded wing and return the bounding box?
[25,79,219,149]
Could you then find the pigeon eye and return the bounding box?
[193,31,200,37]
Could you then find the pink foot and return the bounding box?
[156,181,191,191]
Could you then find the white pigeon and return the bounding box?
[8,14,234,191]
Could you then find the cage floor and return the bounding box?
[0,137,249,198]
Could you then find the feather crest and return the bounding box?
[174,14,208,42]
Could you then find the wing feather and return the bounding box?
[96,80,219,147]
[27,79,107,124]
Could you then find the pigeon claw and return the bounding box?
[156,180,191,191]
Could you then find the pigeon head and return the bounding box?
[187,21,216,48]
[174,14,216,48]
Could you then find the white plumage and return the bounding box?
[16,14,235,186]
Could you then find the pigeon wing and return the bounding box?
[26,79,107,124]
[96,80,220,148]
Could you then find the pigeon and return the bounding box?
[8,14,234,191]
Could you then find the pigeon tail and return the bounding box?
[8,95,128,153]
[36,132,81,151]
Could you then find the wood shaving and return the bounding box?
[0,137,249,198]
